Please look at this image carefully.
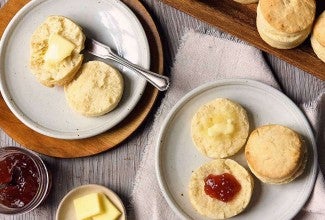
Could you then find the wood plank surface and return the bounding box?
[160,0,325,81]
[0,0,163,158]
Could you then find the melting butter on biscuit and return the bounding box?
[44,34,76,64]
[208,119,235,137]
[191,98,249,158]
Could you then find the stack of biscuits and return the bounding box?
[256,0,316,49]
[233,0,325,64]
[311,11,325,63]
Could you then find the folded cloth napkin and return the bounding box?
[131,30,325,219]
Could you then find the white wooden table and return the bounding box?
[0,0,324,219]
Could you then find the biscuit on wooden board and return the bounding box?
[311,11,325,63]
[256,0,316,49]
[233,0,259,4]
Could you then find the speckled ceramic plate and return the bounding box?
[156,79,317,220]
[56,184,126,220]
[0,0,149,139]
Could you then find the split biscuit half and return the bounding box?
[189,159,254,219]
[64,61,124,117]
[30,15,85,87]
[191,98,249,158]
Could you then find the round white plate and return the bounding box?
[156,79,317,220]
[0,0,149,139]
[56,184,126,220]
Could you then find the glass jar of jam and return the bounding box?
[0,146,51,214]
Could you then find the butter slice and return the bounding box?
[73,193,103,220]
[44,34,75,64]
[208,119,235,137]
[92,194,121,220]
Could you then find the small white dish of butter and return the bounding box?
[56,184,126,220]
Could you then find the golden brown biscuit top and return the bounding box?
[245,125,303,180]
[259,0,316,33]
[313,11,325,47]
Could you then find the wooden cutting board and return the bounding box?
[161,0,325,80]
[0,0,163,158]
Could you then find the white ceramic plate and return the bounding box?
[56,184,126,220]
[0,0,149,139]
[156,79,317,220]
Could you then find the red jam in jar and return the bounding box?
[204,173,241,202]
[0,153,40,208]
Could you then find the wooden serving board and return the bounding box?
[161,0,325,80]
[0,0,163,158]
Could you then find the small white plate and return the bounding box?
[0,0,149,139]
[156,79,317,220]
[56,184,126,220]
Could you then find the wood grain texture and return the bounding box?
[160,0,325,80]
[0,0,27,36]
[0,0,163,158]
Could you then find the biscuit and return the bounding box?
[233,0,258,4]
[64,61,124,117]
[191,98,249,158]
[256,0,316,49]
[189,159,253,219]
[311,11,325,63]
[30,16,85,87]
[245,125,306,184]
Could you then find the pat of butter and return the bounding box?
[73,193,103,220]
[44,34,75,64]
[92,194,121,220]
[208,119,234,136]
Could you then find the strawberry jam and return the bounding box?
[204,173,241,202]
[0,153,40,208]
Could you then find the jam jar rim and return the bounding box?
[0,146,51,215]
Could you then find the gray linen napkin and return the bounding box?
[131,30,325,219]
